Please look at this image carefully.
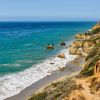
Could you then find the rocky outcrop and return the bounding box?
[57,53,65,58]
[69,31,99,56]
[69,41,83,55]
[75,34,91,39]
[70,41,83,48]
[69,47,82,55]
[84,42,93,48]
[71,41,94,48]
[92,22,100,30]
[69,40,94,56]
[69,22,100,76]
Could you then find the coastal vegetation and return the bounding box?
[28,22,100,100]
[28,77,81,100]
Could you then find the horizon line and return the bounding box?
[0,20,98,22]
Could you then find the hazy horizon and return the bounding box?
[0,0,100,21]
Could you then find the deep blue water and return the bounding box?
[0,22,96,75]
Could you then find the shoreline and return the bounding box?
[5,56,84,100]
[0,22,95,100]
[0,45,77,100]
[3,22,100,100]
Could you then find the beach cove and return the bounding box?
[27,22,100,100]
[0,22,95,100]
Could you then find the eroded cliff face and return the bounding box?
[62,59,100,100]
[69,33,99,56]
[69,22,100,76]
[69,40,94,56]
[75,34,91,39]
[63,75,100,100]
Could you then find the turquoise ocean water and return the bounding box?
[0,22,96,99]
[0,22,95,75]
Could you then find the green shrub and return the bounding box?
[81,43,100,76]
[54,93,62,98]
[29,92,47,100]
[91,28,100,34]
[85,46,100,61]
[80,67,94,76]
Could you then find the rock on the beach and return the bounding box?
[57,53,65,58]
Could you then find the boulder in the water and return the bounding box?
[46,44,54,50]
[60,42,66,46]
[57,53,65,58]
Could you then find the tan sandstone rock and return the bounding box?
[71,41,82,48]
[57,53,65,58]
[75,34,91,39]
[69,47,82,55]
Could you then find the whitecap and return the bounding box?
[0,64,21,67]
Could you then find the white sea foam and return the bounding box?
[0,64,21,67]
[0,41,77,100]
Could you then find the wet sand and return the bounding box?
[5,57,84,100]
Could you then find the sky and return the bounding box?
[0,0,100,21]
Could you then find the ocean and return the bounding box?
[0,22,95,99]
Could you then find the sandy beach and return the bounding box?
[5,56,84,100]
[0,0,99,99]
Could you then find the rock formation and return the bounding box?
[46,44,54,49]
[69,47,82,55]
[92,22,100,30]
[57,53,65,58]
[75,34,91,39]
[60,42,66,46]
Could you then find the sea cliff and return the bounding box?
[29,22,100,100]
